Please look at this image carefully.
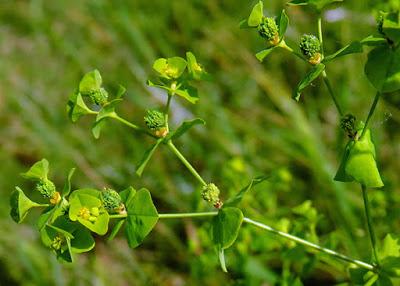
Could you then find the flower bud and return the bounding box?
[35,179,56,199]
[340,114,357,138]
[88,88,108,106]
[201,183,221,207]
[78,207,91,220]
[50,192,61,205]
[258,17,279,45]
[101,188,124,213]
[299,35,321,64]
[144,109,166,131]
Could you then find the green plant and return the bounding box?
[9,1,400,285]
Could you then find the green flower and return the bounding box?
[201,183,221,207]
[258,17,279,45]
[299,34,321,64]
[144,109,166,131]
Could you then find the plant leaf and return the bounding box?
[365,45,400,93]
[10,187,45,223]
[136,138,163,177]
[20,158,49,181]
[293,63,325,101]
[174,86,199,104]
[62,168,76,196]
[287,0,343,11]
[67,92,93,122]
[323,41,363,63]
[166,118,205,140]
[255,47,276,62]
[224,175,270,207]
[360,35,387,47]
[79,70,102,94]
[125,188,159,248]
[277,9,289,37]
[380,11,400,44]
[248,1,263,27]
[92,99,122,139]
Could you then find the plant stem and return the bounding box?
[322,71,343,116]
[111,113,158,138]
[317,15,324,55]
[361,92,381,138]
[279,41,306,62]
[243,217,375,271]
[167,140,207,186]
[361,185,380,265]
[165,94,172,132]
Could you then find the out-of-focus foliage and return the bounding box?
[0,0,399,285]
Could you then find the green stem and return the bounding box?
[165,94,172,132]
[361,92,381,138]
[317,15,324,55]
[167,140,207,186]
[322,71,343,116]
[362,185,380,265]
[243,217,375,271]
[279,41,306,62]
[110,113,158,139]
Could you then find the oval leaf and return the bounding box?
[166,118,205,141]
[211,207,243,249]
[255,47,276,62]
[293,63,325,101]
[248,1,263,27]
[323,41,363,63]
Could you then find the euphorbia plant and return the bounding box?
[9,1,400,285]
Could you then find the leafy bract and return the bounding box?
[255,47,276,62]
[323,41,363,63]
[277,10,289,38]
[224,175,270,207]
[153,57,187,79]
[79,69,102,95]
[380,11,400,44]
[10,187,46,223]
[247,1,264,27]
[92,99,122,139]
[166,118,205,141]
[20,158,49,181]
[365,45,400,93]
[287,0,343,11]
[67,91,93,122]
[136,138,163,177]
[186,52,209,80]
[334,129,384,188]
[125,188,158,248]
[69,189,109,235]
[211,207,243,272]
[293,63,325,101]
[147,80,199,104]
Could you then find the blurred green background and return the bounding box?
[1,0,399,285]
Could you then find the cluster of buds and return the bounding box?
[51,235,65,251]
[101,188,126,214]
[257,17,280,46]
[340,114,357,139]
[299,34,322,65]
[35,179,61,205]
[86,88,109,106]
[144,109,168,137]
[201,183,223,208]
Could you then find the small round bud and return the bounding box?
[299,34,321,62]
[88,87,108,106]
[258,17,279,45]
[101,188,123,213]
[144,109,166,131]
[36,179,56,199]
[201,183,221,206]
[340,114,357,138]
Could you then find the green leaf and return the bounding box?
[277,9,289,38]
[92,99,122,139]
[380,11,400,44]
[67,92,93,122]
[125,188,159,248]
[116,85,126,98]
[153,57,187,79]
[211,207,243,249]
[70,224,95,254]
[248,1,263,27]
[323,41,363,63]
[10,187,45,223]
[69,189,109,235]
[174,86,199,104]
[166,118,205,141]
[62,168,76,196]
[293,63,325,101]
[255,47,276,62]
[20,158,49,181]
[360,35,387,47]
[224,175,270,207]
[186,52,209,81]
[380,234,400,260]
[79,69,102,95]
[287,0,343,11]
[136,138,163,177]
[365,45,400,93]
[334,129,384,188]
[119,186,137,206]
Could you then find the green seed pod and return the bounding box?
[299,34,321,62]
[88,88,108,106]
[340,114,357,138]
[258,17,279,45]
[101,188,123,213]
[201,183,221,206]
[35,179,56,199]
[144,109,166,131]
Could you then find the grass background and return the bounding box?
[0,0,399,285]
